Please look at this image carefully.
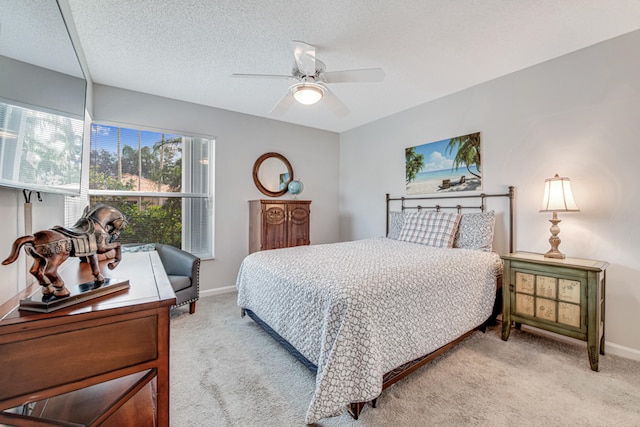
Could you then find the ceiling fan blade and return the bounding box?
[321,68,385,83]
[270,91,295,116]
[291,40,316,76]
[322,86,350,117]
[232,73,292,80]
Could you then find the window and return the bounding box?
[0,100,83,195]
[88,123,214,257]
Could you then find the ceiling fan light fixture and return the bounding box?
[292,83,324,105]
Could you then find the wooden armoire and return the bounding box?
[249,200,311,253]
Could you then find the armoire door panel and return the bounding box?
[249,200,311,253]
[287,205,310,247]
[265,205,286,224]
[263,205,287,249]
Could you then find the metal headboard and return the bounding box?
[386,186,515,253]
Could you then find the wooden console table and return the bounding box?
[0,251,176,426]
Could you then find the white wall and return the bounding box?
[339,30,640,358]
[92,84,340,293]
[0,56,86,118]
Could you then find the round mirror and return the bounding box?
[252,152,294,197]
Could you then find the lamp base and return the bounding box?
[545,212,566,259]
[544,249,566,259]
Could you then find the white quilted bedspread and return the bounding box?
[236,237,502,424]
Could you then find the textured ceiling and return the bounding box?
[42,1,640,132]
[0,1,83,77]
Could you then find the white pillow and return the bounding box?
[398,211,461,248]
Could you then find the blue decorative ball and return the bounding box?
[287,180,304,195]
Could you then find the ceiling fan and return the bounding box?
[232,41,385,117]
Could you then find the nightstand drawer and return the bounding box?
[509,268,587,336]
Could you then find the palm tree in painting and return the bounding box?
[446,132,481,179]
[405,147,425,184]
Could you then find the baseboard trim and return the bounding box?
[605,341,640,362]
[496,322,640,362]
[201,286,237,298]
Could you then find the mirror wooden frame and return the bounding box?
[252,152,294,197]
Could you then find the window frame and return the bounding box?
[86,120,215,259]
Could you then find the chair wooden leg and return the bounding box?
[189,301,196,314]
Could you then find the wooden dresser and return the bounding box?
[0,251,175,426]
[249,199,311,253]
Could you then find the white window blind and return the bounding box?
[88,123,214,257]
[0,100,83,195]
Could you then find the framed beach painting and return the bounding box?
[405,132,481,195]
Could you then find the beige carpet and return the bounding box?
[170,293,640,426]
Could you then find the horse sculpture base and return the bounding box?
[19,278,130,313]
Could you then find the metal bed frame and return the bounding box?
[244,187,516,420]
[386,186,515,253]
[341,187,518,418]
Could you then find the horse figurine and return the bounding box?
[2,205,128,298]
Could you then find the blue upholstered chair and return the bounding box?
[155,244,200,314]
[122,243,200,314]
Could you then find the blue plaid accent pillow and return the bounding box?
[398,211,462,248]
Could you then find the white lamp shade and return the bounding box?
[292,83,324,105]
[540,174,580,212]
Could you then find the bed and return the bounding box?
[236,188,514,424]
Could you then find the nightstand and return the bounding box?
[501,252,608,371]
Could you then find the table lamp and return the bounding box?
[539,174,580,259]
